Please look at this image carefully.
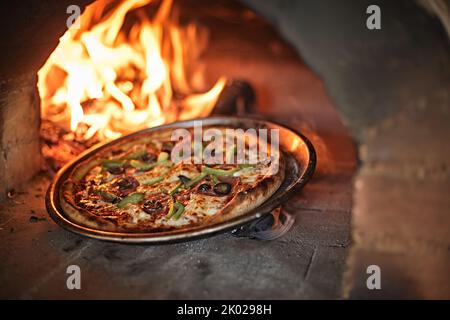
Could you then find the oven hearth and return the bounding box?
[1,0,448,300]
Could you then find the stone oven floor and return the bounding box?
[0,0,356,299]
[0,169,353,299]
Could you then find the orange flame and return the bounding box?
[38,0,226,141]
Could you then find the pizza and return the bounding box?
[60,125,285,233]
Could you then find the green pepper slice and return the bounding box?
[117,193,145,208]
[184,172,207,188]
[172,202,185,220]
[102,159,126,170]
[141,176,165,186]
[169,182,183,195]
[130,158,169,171]
[201,166,240,176]
[166,201,176,219]
[129,160,155,171]
[94,189,118,203]
[157,151,169,162]
[121,149,147,160]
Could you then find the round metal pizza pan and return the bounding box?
[45,116,316,244]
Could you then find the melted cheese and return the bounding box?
[156,214,196,227]
[76,129,278,230]
[233,164,270,184]
[184,194,227,217]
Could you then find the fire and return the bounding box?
[38,0,226,141]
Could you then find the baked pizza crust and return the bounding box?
[206,155,285,224]
[59,128,286,233]
[61,180,118,231]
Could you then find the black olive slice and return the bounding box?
[141,153,157,163]
[114,176,139,190]
[142,199,164,215]
[111,176,139,196]
[106,166,124,175]
[213,182,232,195]
[198,183,212,193]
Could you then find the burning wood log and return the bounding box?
[38,0,226,145]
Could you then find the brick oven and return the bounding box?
[0,0,448,299]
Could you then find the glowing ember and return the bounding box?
[38,0,226,142]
